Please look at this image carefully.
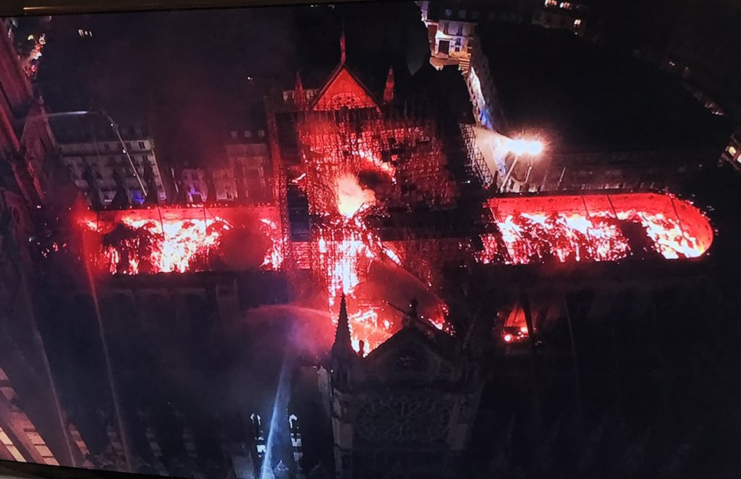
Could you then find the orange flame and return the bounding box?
[259,218,285,271]
[480,194,712,264]
[81,212,283,275]
[316,217,394,353]
[336,174,376,218]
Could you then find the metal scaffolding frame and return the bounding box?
[296,106,460,217]
[287,103,472,293]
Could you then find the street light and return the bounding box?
[499,137,544,193]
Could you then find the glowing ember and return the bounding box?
[336,174,375,218]
[358,149,396,178]
[315,216,395,352]
[314,175,402,352]
[296,107,460,352]
[382,246,402,266]
[259,218,285,271]
[79,207,283,275]
[349,309,392,355]
[480,194,713,265]
[84,217,231,274]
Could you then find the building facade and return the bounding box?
[179,167,208,203]
[173,127,271,205]
[329,297,481,479]
[225,127,271,203]
[531,0,590,38]
[492,148,707,193]
[0,20,89,468]
[53,120,167,208]
[178,166,244,204]
[0,25,57,206]
[417,1,478,71]
[720,126,741,169]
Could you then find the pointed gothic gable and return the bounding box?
[312,66,379,111]
[363,327,456,383]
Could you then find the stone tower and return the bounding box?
[328,300,482,479]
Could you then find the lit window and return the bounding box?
[230,130,238,139]
[444,9,452,17]
[544,0,558,6]
[258,129,265,138]
[574,19,582,26]
[245,130,252,138]
[560,2,572,9]
[728,145,738,156]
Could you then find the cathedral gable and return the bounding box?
[312,66,379,111]
[364,328,453,383]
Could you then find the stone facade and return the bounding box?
[329,297,481,479]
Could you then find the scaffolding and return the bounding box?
[267,83,495,342]
[460,123,494,188]
[287,105,475,292]
[296,106,460,217]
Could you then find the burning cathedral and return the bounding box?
[52,32,719,479]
